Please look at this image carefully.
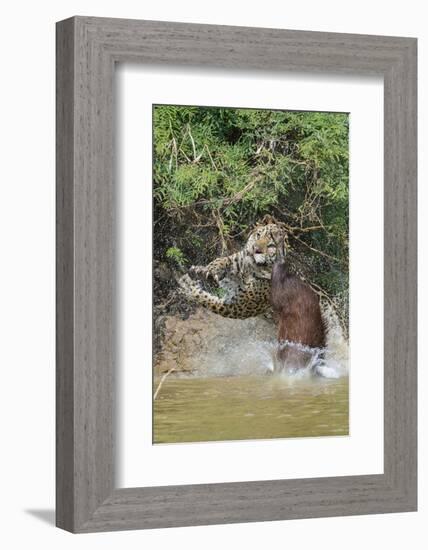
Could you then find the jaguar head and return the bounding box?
[246,218,288,267]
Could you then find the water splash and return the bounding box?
[157,298,349,381]
[273,340,325,377]
[317,302,349,379]
[184,303,348,380]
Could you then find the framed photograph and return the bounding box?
[151,104,350,445]
[56,16,417,532]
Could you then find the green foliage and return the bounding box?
[165,246,187,267]
[153,104,349,324]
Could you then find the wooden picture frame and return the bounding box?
[56,16,417,533]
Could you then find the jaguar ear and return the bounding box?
[260,214,276,225]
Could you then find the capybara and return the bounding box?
[271,260,325,370]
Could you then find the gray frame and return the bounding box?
[56,16,417,533]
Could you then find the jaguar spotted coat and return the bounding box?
[177,219,288,319]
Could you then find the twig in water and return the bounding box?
[153,368,176,400]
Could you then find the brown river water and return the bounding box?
[154,309,349,445]
[153,373,349,444]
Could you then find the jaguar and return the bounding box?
[177,216,288,319]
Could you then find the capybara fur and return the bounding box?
[271,261,325,370]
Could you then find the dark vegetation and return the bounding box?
[153,104,349,333]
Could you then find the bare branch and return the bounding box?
[214,209,228,254]
[205,145,218,170]
[187,124,197,161]
[153,368,176,400]
[289,232,343,264]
